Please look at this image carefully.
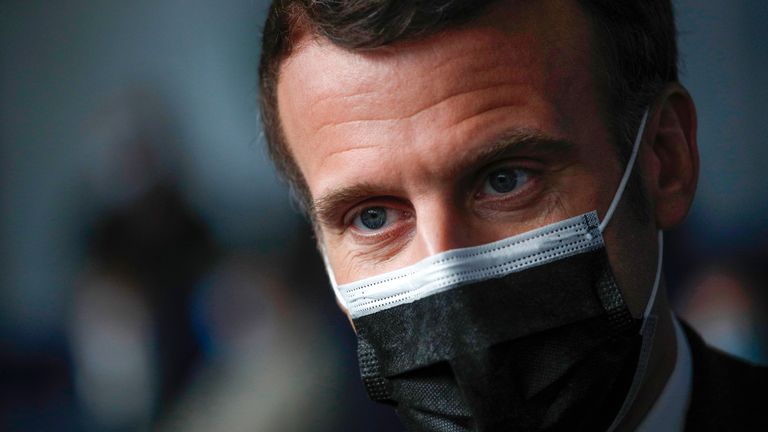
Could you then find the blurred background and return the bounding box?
[1,0,766,430]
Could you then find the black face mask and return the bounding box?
[354,220,640,431]
[326,113,659,431]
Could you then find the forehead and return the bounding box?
[277,0,599,198]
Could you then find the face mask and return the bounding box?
[325,110,662,431]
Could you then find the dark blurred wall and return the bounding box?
[668,1,768,364]
[676,0,768,247]
[1,0,296,342]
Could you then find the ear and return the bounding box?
[645,84,699,229]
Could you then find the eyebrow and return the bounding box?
[457,130,575,173]
[313,182,383,229]
[311,130,576,228]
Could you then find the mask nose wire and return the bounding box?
[598,109,650,233]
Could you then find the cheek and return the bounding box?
[562,105,624,217]
[321,234,351,285]
[548,160,620,222]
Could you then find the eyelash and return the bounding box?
[342,164,543,240]
[347,208,414,245]
[474,166,540,204]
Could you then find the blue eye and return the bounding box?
[354,206,394,231]
[483,168,529,195]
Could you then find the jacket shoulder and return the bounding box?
[682,321,768,431]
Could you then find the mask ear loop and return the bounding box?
[596,108,663,329]
[606,230,664,432]
[641,230,663,334]
[603,109,666,431]
[598,109,650,233]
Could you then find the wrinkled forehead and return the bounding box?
[278,0,595,108]
[276,0,599,194]
[279,33,538,141]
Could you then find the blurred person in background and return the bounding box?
[72,89,216,430]
[158,253,344,432]
[675,251,768,365]
[71,88,392,432]
[257,0,768,431]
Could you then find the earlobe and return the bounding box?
[648,84,699,229]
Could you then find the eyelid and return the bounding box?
[343,198,413,230]
[347,208,415,248]
[473,164,542,211]
[475,158,539,188]
[483,168,529,195]
[352,207,401,232]
[477,157,543,177]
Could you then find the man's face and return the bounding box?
[277,0,653,307]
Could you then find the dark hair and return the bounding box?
[258,0,678,217]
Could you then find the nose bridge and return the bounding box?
[414,197,470,257]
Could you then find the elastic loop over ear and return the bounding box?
[599,109,650,232]
[641,230,664,334]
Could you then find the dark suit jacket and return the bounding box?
[682,322,768,431]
